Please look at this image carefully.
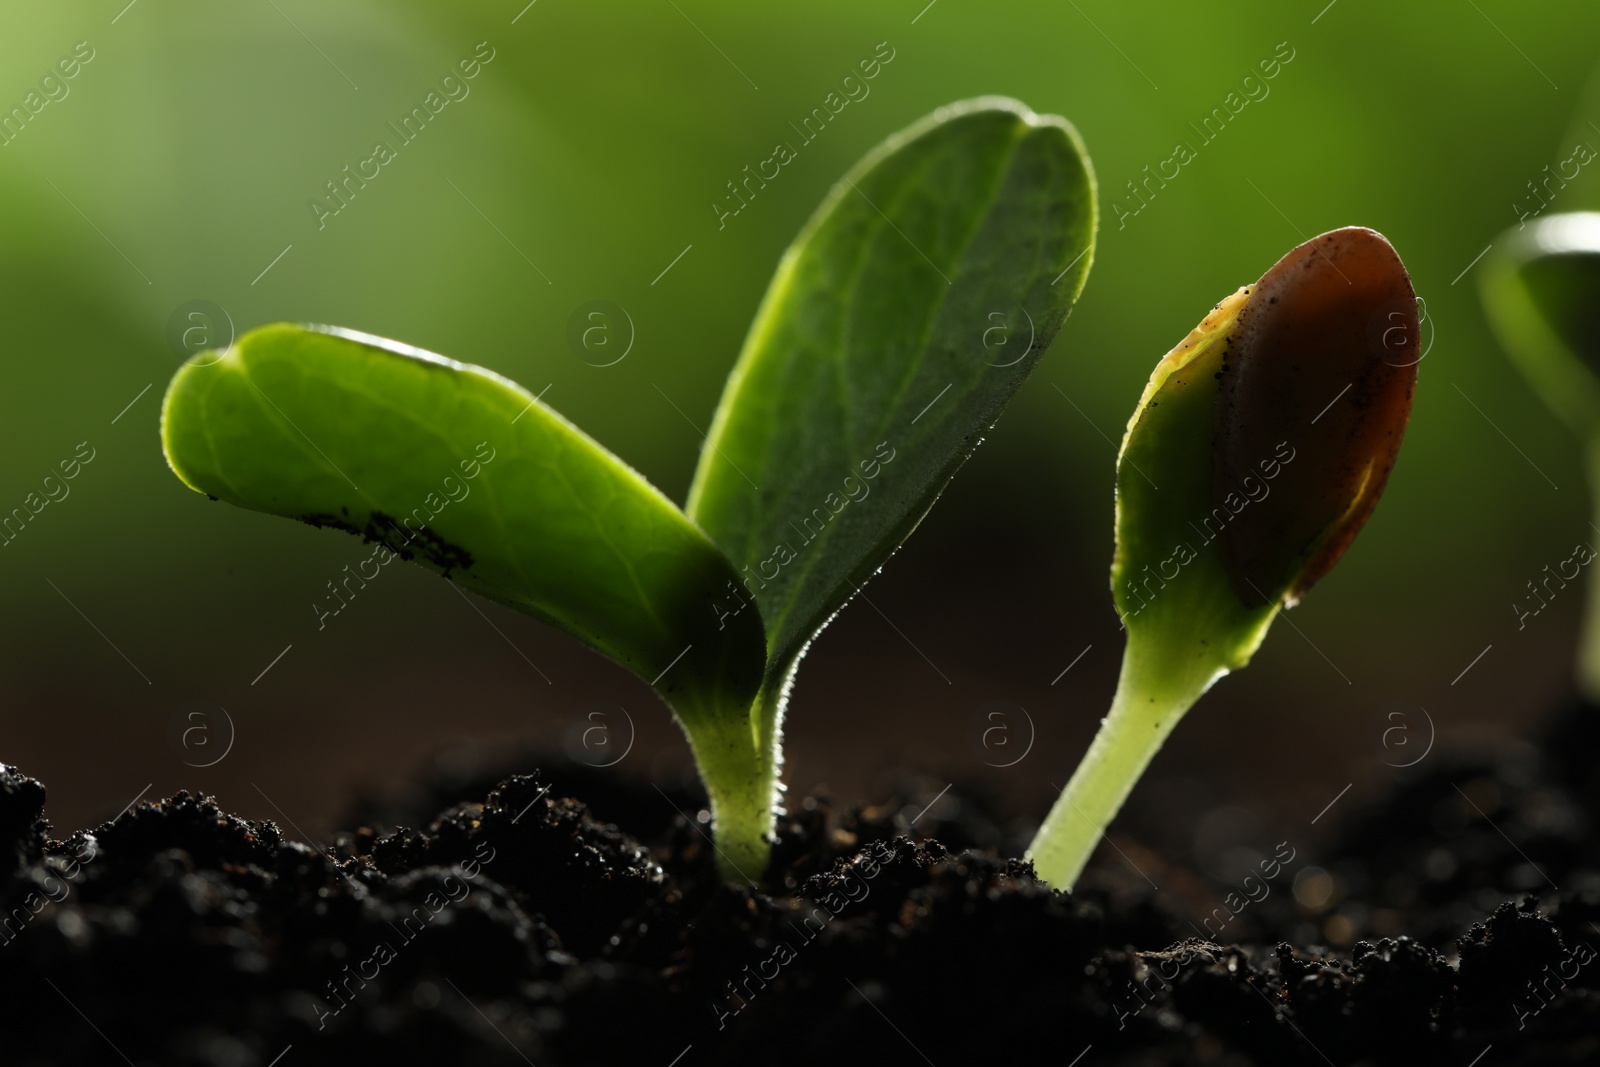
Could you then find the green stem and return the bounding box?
[703,768,773,884]
[1579,440,1600,703]
[678,672,793,885]
[677,717,769,884]
[1028,626,1221,890]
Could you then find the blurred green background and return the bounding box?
[2,0,1597,866]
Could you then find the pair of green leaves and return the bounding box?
[162,98,1097,879]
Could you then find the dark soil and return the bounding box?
[5,701,1600,1066]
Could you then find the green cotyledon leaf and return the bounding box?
[686,97,1096,686]
[161,323,766,729]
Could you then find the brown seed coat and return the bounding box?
[1216,227,1418,607]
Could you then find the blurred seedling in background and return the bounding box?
[1028,227,1420,890]
[160,98,1097,883]
[1482,212,1600,694]
[1479,55,1600,699]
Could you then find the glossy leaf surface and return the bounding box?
[162,324,766,722]
[687,97,1097,678]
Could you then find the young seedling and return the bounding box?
[160,98,1097,883]
[1028,227,1419,890]
[1481,211,1600,697]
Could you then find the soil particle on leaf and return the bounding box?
[300,509,474,575]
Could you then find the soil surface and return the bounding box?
[4,700,1600,1066]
